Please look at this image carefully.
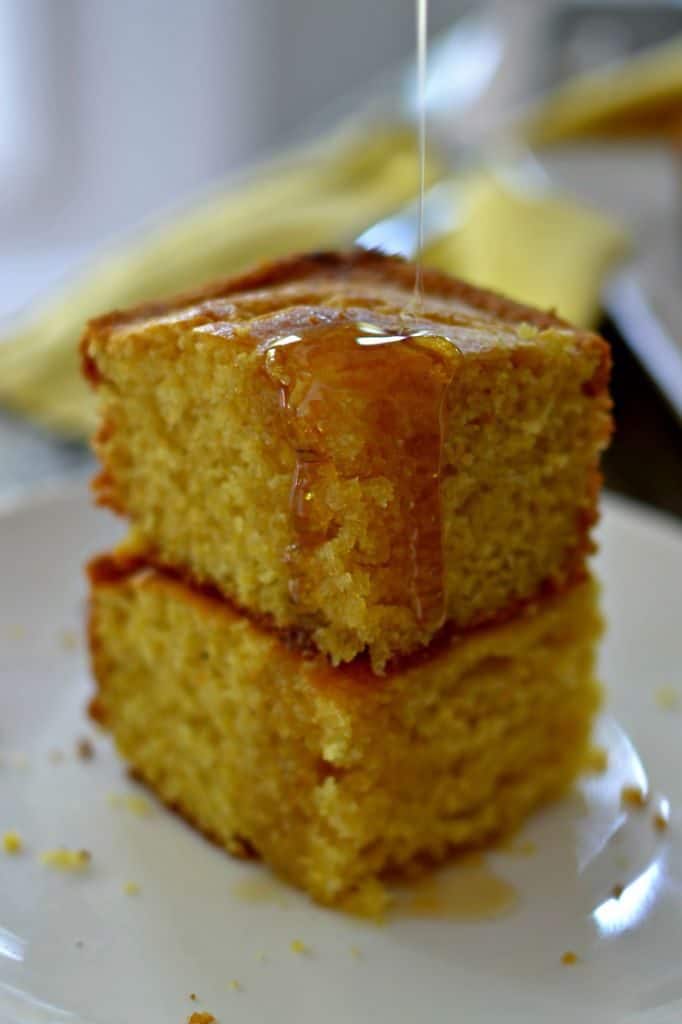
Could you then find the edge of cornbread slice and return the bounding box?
[88,550,602,913]
[82,249,611,670]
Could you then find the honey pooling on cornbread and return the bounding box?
[261,318,457,632]
[83,250,611,669]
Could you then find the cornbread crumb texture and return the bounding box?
[40,847,91,871]
[561,951,579,966]
[188,1013,215,1024]
[89,561,601,908]
[2,830,23,854]
[85,249,610,668]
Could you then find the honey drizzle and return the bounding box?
[262,321,456,635]
[413,0,428,311]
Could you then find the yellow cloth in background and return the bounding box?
[4,29,677,439]
[0,125,438,438]
[423,176,628,328]
[523,35,682,144]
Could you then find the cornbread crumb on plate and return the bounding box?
[123,881,140,895]
[188,1013,215,1024]
[229,980,241,992]
[39,847,91,871]
[59,628,79,650]
[561,951,579,966]
[621,785,648,809]
[2,830,23,854]
[654,685,679,711]
[89,554,601,910]
[653,811,669,833]
[107,792,152,816]
[76,736,96,760]
[290,940,308,955]
[83,249,611,670]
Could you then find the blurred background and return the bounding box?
[0,0,680,513]
[0,0,463,317]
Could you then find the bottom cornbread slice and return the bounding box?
[88,554,602,913]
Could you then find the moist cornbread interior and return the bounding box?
[83,250,611,670]
[89,555,602,913]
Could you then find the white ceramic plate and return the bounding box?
[1,485,681,1024]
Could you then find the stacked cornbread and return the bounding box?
[83,250,611,912]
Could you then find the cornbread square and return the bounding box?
[88,553,602,912]
[82,250,611,669]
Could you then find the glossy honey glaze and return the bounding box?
[261,318,458,634]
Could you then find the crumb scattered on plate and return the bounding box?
[188,1013,215,1023]
[653,811,669,832]
[2,830,23,854]
[561,951,579,965]
[59,629,79,651]
[76,737,96,761]
[290,939,308,955]
[350,945,363,959]
[39,847,91,871]
[611,883,624,899]
[123,881,140,895]
[229,980,241,992]
[107,792,152,816]
[654,686,679,711]
[621,784,648,809]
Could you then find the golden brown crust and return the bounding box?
[80,248,608,384]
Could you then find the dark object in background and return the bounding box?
[602,317,682,519]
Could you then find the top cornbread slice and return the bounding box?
[82,249,611,670]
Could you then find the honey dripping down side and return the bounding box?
[262,320,457,638]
